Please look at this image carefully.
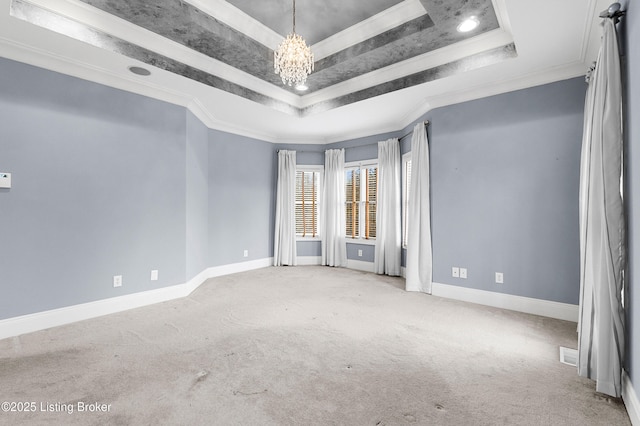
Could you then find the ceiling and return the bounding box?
[0,0,613,143]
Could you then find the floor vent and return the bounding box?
[559,347,578,366]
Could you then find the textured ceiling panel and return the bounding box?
[227,0,405,44]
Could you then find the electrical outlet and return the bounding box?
[452,267,459,278]
[358,249,363,257]
[460,268,467,279]
[0,172,11,189]
[243,250,249,257]
[495,272,504,284]
[151,270,159,281]
[113,275,122,288]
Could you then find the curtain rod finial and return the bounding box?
[600,2,625,19]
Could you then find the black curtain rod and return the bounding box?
[600,2,625,21]
[399,120,430,141]
[277,148,323,153]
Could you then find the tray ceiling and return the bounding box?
[0,0,612,142]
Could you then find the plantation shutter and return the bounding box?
[346,168,360,238]
[295,170,319,237]
[366,166,377,239]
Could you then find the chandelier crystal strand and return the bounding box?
[274,0,314,87]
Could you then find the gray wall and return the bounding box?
[186,111,209,280]
[0,58,278,320]
[0,58,188,320]
[426,78,585,304]
[274,143,325,166]
[324,78,585,304]
[208,130,276,266]
[623,0,639,399]
[0,52,599,343]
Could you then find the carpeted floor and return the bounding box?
[0,266,631,425]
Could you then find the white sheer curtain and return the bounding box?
[322,149,347,267]
[577,17,625,398]
[273,150,297,266]
[405,123,432,293]
[375,138,402,276]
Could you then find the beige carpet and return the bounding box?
[0,266,630,425]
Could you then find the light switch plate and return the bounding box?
[0,173,11,189]
[452,267,459,278]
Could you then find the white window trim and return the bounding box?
[402,152,411,248]
[345,159,378,242]
[296,165,324,241]
[346,238,376,246]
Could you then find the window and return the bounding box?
[345,162,377,240]
[295,167,322,238]
[402,153,412,247]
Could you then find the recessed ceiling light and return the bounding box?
[295,84,309,92]
[128,66,151,76]
[457,16,479,33]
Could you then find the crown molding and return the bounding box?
[187,98,280,143]
[579,0,602,64]
[397,60,588,133]
[0,35,193,107]
[0,35,281,143]
[273,137,331,145]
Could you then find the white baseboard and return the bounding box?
[431,282,579,322]
[0,257,273,341]
[207,257,273,278]
[0,260,580,340]
[624,370,640,426]
[347,259,375,273]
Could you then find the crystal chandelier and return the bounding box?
[274,0,314,87]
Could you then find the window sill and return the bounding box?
[297,237,322,242]
[346,238,376,246]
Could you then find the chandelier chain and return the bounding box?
[274,0,314,87]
